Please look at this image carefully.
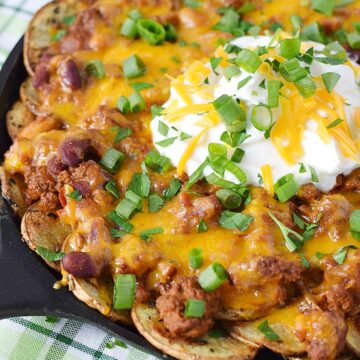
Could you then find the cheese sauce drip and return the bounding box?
[151,36,360,192]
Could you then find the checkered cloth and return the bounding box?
[0,1,159,359]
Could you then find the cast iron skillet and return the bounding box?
[0,38,279,360]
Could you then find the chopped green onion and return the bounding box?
[301,23,326,43]
[279,59,308,82]
[85,60,106,79]
[274,173,299,202]
[224,65,241,80]
[208,143,227,160]
[210,57,223,75]
[216,189,242,209]
[295,76,317,98]
[180,132,192,141]
[237,76,252,89]
[299,252,311,269]
[322,72,341,93]
[231,148,245,163]
[186,158,209,190]
[63,15,76,26]
[327,118,343,129]
[213,94,247,132]
[235,49,262,73]
[151,105,164,118]
[100,148,125,173]
[349,210,360,240]
[333,245,357,265]
[140,227,164,241]
[293,212,306,230]
[67,189,82,201]
[110,228,127,238]
[51,29,67,42]
[148,193,164,213]
[129,91,146,112]
[129,9,142,20]
[257,320,280,341]
[122,55,146,79]
[144,149,172,173]
[251,105,273,131]
[105,179,120,198]
[158,121,169,136]
[185,0,202,7]
[36,247,65,261]
[312,0,336,16]
[198,262,228,292]
[121,18,138,38]
[130,82,154,91]
[117,96,131,114]
[290,15,302,31]
[137,18,166,45]
[212,8,239,33]
[279,38,301,59]
[299,163,306,173]
[347,31,360,49]
[184,299,205,318]
[113,274,136,310]
[267,80,281,108]
[107,211,133,233]
[164,178,182,200]
[198,219,208,233]
[219,211,254,231]
[128,173,151,198]
[221,131,250,147]
[115,127,133,142]
[156,137,177,147]
[189,248,204,269]
[164,24,177,42]
[116,198,139,219]
[310,166,319,182]
[206,172,238,189]
[269,212,303,252]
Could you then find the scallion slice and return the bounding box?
[250,105,273,131]
[185,158,209,190]
[333,245,357,265]
[122,55,146,79]
[224,65,241,80]
[107,211,134,233]
[213,94,247,133]
[115,127,133,142]
[164,178,182,200]
[257,320,280,341]
[148,193,164,213]
[295,76,317,98]
[184,299,206,318]
[274,174,299,202]
[267,80,281,108]
[127,173,151,198]
[137,18,166,45]
[36,247,65,261]
[120,18,138,39]
[322,72,341,93]
[279,58,307,82]
[231,148,245,163]
[100,148,125,173]
[312,0,336,16]
[67,189,82,201]
[164,24,177,42]
[235,49,262,73]
[327,118,343,129]
[198,262,228,292]
[140,227,163,241]
[144,149,172,173]
[113,274,136,310]
[219,210,254,231]
[105,179,120,198]
[279,38,301,59]
[117,96,131,114]
[349,210,360,240]
[85,60,106,79]
[216,189,242,209]
[189,248,204,269]
[129,9,142,20]
[129,91,146,112]
[198,219,208,233]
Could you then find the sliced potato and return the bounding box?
[132,303,258,360]
[24,0,73,75]
[0,167,27,216]
[21,203,72,270]
[68,275,132,326]
[20,78,48,116]
[6,101,35,141]
[226,318,306,357]
[346,319,360,357]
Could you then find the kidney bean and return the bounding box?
[47,155,67,176]
[62,250,110,278]
[59,138,90,166]
[32,63,50,89]
[58,59,82,91]
[71,180,91,197]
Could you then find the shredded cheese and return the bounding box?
[261,164,274,196]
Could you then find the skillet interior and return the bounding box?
[0,37,281,360]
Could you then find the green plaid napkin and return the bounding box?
[0,1,159,359]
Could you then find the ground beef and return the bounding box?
[297,184,321,203]
[60,8,102,54]
[317,251,360,316]
[295,309,347,360]
[156,276,222,338]
[175,192,222,233]
[24,165,58,210]
[341,168,360,192]
[300,194,353,240]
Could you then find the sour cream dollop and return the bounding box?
[151,36,360,192]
